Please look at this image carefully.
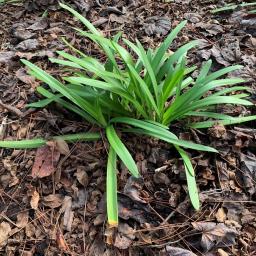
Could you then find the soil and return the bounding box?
[0,0,256,255]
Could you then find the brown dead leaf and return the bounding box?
[192,222,238,252]
[15,68,36,85]
[16,50,54,60]
[27,17,48,31]
[217,248,229,256]
[240,153,256,195]
[124,176,148,203]
[165,246,197,256]
[30,190,40,210]
[75,166,88,187]
[114,223,135,249]
[114,233,133,250]
[55,139,70,155]
[0,51,15,64]
[43,194,64,208]
[16,39,39,51]
[56,229,68,251]
[0,222,12,247]
[16,212,29,228]
[196,22,224,35]
[208,123,227,139]
[25,223,36,238]
[31,144,60,178]
[216,208,227,222]
[60,196,73,232]
[143,16,171,36]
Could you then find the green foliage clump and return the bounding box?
[1,3,256,226]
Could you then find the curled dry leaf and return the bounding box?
[15,68,36,85]
[55,139,70,155]
[31,144,60,178]
[165,246,197,256]
[240,153,256,195]
[0,222,12,247]
[25,223,36,238]
[216,208,227,222]
[56,229,68,251]
[114,223,135,249]
[75,166,88,187]
[16,212,29,228]
[60,196,74,232]
[15,39,39,51]
[192,221,238,252]
[114,233,133,250]
[30,190,40,210]
[124,176,148,203]
[42,194,64,208]
[143,16,171,36]
[217,248,230,256]
[0,51,15,64]
[27,17,49,31]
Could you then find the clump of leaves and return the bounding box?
[1,3,256,226]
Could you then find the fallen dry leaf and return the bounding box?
[75,166,88,187]
[240,153,256,195]
[0,51,15,64]
[25,223,36,238]
[192,222,238,252]
[42,194,64,209]
[27,17,49,31]
[16,212,29,228]
[217,248,229,256]
[143,16,171,36]
[114,233,133,250]
[60,196,74,232]
[15,68,36,85]
[55,139,70,155]
[216,208,227,222]
[30,190,40,210]
[15,39,39,51]
[0,222,12,247]
[31,144,60,178]
[165,246,197,256]
[56,229,68,251]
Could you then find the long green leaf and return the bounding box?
[189,115,256,128]
[110,117,218,152]
[21,59,104,126]
[107,146,118,227]
[60,3,100,35]
[65,76,148,119]
[175,146,200,210]
[0,132,101,149]
[106,125,140,177]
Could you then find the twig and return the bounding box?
[0,100,36,118]
[0,100,23,117]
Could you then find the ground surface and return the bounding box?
[0,0,256,255]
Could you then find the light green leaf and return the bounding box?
[107,146,118,227]
[106,125,140,177]
[175,146,200,210]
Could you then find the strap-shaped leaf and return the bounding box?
[60,3,100,35]
[21,59,103,125]
[175,146,200,210]
[107,146,118,227]
[106,125,140,177]
[0,132,100,149]
[189,115,256,128]
[110,117,218,152]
